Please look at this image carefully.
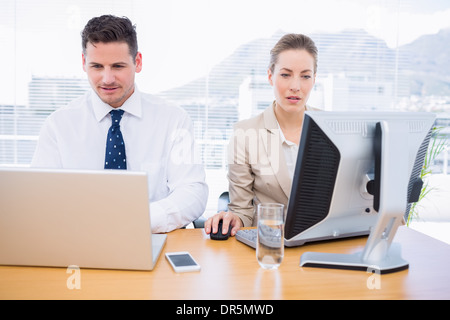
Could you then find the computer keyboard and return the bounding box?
[236,227,283,249]
[235,229,257,249]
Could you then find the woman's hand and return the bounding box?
[204,211,243,237]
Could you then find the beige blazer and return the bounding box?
[227,101,318,227]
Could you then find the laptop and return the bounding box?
[0,167,166,271]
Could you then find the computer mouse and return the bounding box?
[210,220,232,240]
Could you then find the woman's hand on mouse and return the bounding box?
[205,211,243,236]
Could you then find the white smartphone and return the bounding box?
[165,251,201,273]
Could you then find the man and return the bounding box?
[32,15,208,233]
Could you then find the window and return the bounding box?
[1,0,449,222]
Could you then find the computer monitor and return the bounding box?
[285,110,435,273]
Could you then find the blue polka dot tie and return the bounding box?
[104,109,127,170]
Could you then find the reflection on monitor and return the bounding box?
[285,111,435,273]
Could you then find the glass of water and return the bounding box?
[256,203,285,269]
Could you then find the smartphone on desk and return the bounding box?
[165,251,201,273]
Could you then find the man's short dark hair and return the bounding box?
[81,15,138,59]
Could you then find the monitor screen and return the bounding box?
[285,111,435,248]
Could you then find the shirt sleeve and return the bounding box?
[149,114,208,233]
[226,126,257,227]
[31,115,63,168]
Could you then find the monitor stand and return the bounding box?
[300,120,410,274]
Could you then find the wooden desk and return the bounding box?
[1,226,449,300]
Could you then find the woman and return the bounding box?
[205,33,320,237]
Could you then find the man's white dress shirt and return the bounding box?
[32,88,208,233]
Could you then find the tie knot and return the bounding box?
[110,109,124,127]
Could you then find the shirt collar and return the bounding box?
[263,101,311,132]
[276,120,297,147]
[91,85,143,122]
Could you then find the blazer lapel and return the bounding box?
[261,103,291,199]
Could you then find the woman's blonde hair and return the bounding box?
[269,33,318,74]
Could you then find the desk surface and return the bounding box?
[1,226,450,300]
